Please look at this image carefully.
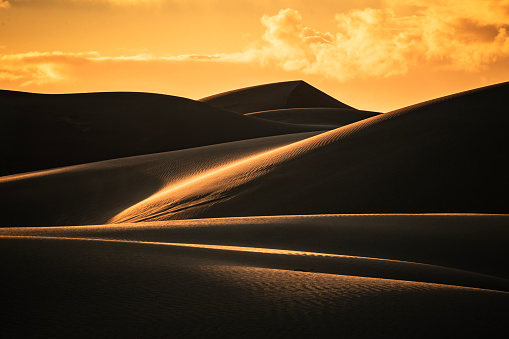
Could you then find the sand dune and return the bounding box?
[2,214,508,289]
[4,214,508,280]
[0,131,320,227]
[200,80,354,113]
[246,107,381,128]
[0,90,314,176]
[1,235,508,338]
[112,81,509,222]
[1,81,508,338]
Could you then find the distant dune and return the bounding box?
[200,80,354,113]
[1,81,508,338]
[246,107,381,128]
[0,90,315,176]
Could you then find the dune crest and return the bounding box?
[0,90,314,176]
[0,131,320,227]
[112,81,509,222]
[246,107,381,128]
[200,80,354,113]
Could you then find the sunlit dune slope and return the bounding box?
[246,107,380,128]
[0,132,319,227]
[113,81,509,222]
[200,80,354,113]
[0,90,315,176]
[1,235,508,338]
[3,214,508,286]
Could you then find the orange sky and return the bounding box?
[1,0,508,111]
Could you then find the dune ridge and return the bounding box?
[2,235,508,338]
[2,214,508,283]
[0,90,315,176]
[112,81,509,222]
[246,107,381,128]
[2,234,509,292]
[200,80,354,113]
[0,131,320,227]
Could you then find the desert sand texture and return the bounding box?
[1,81,508,338]
[246,107,381,129]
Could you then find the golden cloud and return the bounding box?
[0,0,11,8]
[0,52,98,86]
[2,0,508,87]
[238,2,509,80]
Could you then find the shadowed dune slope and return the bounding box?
[113,81,509,222]
[246,107,381,128]
[0,90,314,176]
[0,132,319,227]
[1,235,508,338]
[200,80,354,113]
[3,214,508,284]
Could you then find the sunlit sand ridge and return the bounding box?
[1,81,508,338]
[0,130,320,226]
[2,214,509,292]
[112,81,509,222]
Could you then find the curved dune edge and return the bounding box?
[3,214,506,281]
[1,90,317,176]
[1,235,508,293]
[0,131,322,227]
[200,80,354,113]
[245,107,381,128]
[3,236,507,338]
[111,81,509,222]
[3,212,509,294]
[108,124,352,223]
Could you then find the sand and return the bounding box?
[1,90,315,176]
[246,107,381,128]
[200,80,354,113]
[1,81,508,338]
[108,81,509,222]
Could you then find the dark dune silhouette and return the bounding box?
[1,80,508,338]
[200,80,354,113]
[0,90,314,176]
[246,107,381,128]
[2,235,507,338]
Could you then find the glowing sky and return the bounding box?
[1,0,508,111]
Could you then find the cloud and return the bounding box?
[0,51,98,86]
[0,51,242,87]
[8,0,164,7]
[3,0,509,86]
[0,0,11,9]
[249,8,418,81]
[235,2,509,81]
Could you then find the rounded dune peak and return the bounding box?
[199,80,354,114]
[0,90,315,176]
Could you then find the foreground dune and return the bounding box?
[2,226,508,338]
[2,214,508,288]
